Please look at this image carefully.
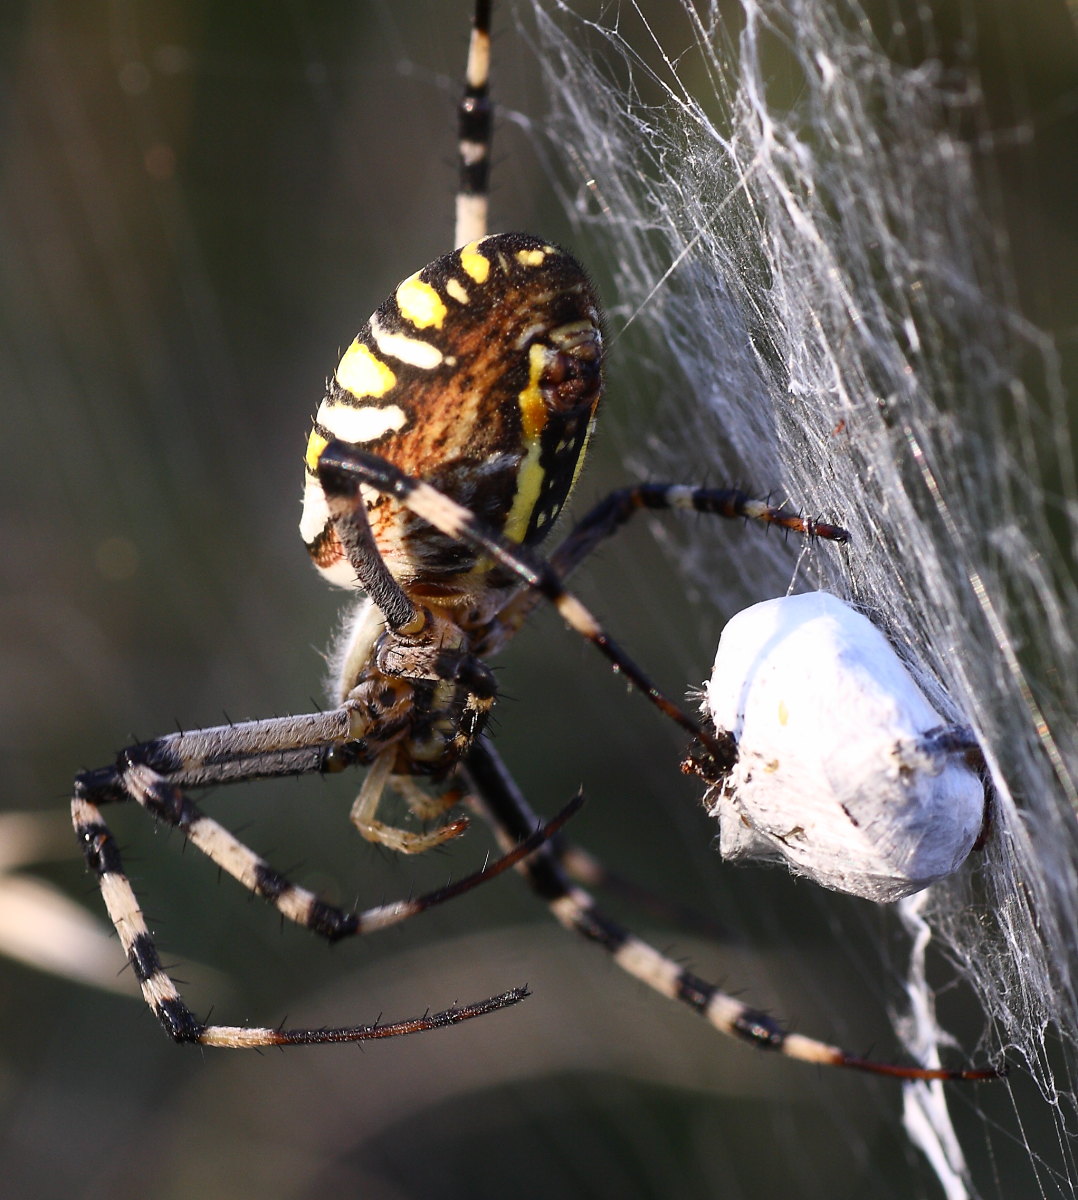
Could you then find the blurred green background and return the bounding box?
[1,2,1074,1197]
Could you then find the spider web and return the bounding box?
[520,0,1078,1195]
[3,1,1075,1194]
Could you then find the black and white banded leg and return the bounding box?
[492,482,850,644]
[547,483,849,578]
[463,739,998,1082]
[456,0,492,247]
[71,735,579,1048]
[316,442,739,772]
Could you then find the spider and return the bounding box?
[72,0,997,1080]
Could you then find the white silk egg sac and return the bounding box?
[703,592,986,903]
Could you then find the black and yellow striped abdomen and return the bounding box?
[301,232,603,599]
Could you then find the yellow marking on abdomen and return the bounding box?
[337,340,397,398]
[503,451,545,544]
[518,343,550,440]
[459,242,491,284]
[305,430,330,473]
[396,274,447,329]
[503,344,552,543]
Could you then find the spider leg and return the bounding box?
[72,751,580,1047]
[79,709,360,792]
[549,483,847,580]
[82,703,445,853]
[76,723,579,940]
[392,774,466,822]
[488,484,850,647]
[349,748,469,854]
[316,442,737,775]
[463,738,1002,1082]
[322,465,425,636]
[554,841,731,942]
[456,0,492,247]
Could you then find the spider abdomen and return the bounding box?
[300,232,603,597]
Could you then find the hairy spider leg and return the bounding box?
[490,482,850,645]
[323,461,802,930]
[456,0,492,247]
[494,483,849,924]
[71,721,581,1047]
[464,738,1003,1082]
[316,442,739,775]
[547,483,849,571]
